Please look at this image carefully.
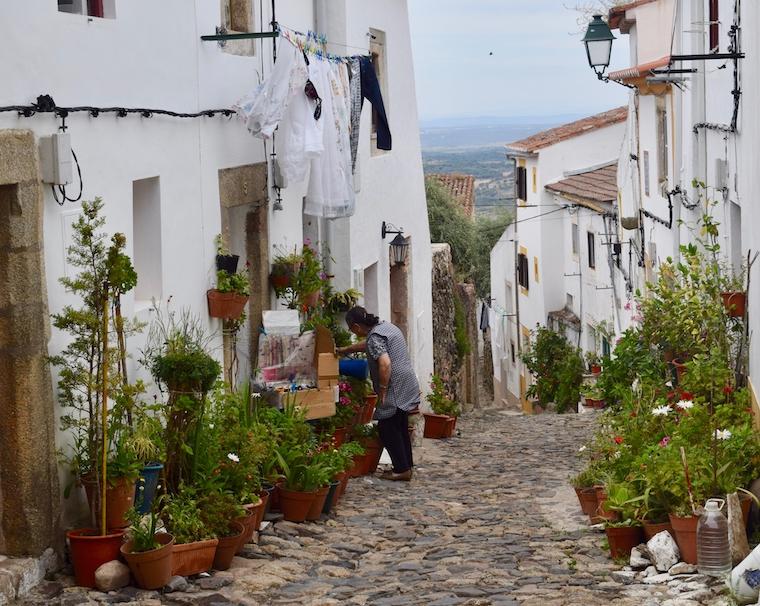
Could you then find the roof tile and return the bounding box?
[429,173,476,217]
[545,162,618,206]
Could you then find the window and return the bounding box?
[133,177,162,304]
[656,97,669,188]
[566,293,574,310]
[363,263,379,312]
[58,0,115,18]
[571,223,579,255]
[643,150,650,196]
[510,342,516,364]
[602,337,611,358]
[709,0,719,52]
[370,29,388,156]
[222,0,252,32]
[587,231,595,269]
[533,256,539,283]
[587,325,597,354]
[515,166,528,202]
[517,253,529,290]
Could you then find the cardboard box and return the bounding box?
[318,377,339,390]
[290,387,337,420]
[318,352,339,379]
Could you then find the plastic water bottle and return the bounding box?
[697,498,731,577]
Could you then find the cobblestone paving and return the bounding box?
[17,410,734,606]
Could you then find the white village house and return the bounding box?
[489,108,629,410]
[0,0,432,560]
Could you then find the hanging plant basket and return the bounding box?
[215,254,240,274]
[721,291,746,318]
[207,289,249,319]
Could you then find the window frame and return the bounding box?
[515,166,528,202]
[656,96,669,189]
[587,231,596,269]
[517,253,529,290]
[571,222,579,255]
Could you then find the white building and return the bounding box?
[0,0,432,547]
[489,109,628,410]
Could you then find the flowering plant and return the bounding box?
[426,374,460,417]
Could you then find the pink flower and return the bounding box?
[624,301,632,311]
[339,396,351,406]
[659,436,670,447]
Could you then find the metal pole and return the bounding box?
[100,285,109,536]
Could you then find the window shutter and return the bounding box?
[515,167,527,201]
[709,0,719,52]
[88,0,104,17]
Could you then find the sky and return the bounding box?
[408,0,629,123]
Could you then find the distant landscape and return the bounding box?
[420,117,571,213]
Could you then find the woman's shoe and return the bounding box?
[380,469,412,482]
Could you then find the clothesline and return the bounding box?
[278,24,370,64]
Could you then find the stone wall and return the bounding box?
[430,244,483,410]
[0,130,61,556]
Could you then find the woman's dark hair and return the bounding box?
[345,306,380,328]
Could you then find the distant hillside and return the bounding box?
[420,119,560,212]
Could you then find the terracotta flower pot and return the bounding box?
[332,427,348,447]
[83,475,136,530]
[721,291,746,318]
[584,398,605,410]
[360,437,383,475]
[423,413,455,439]
[235,508,256,555]
[306,486,330,521]
[642,520,674,541]
[268,480,284,513]
[67,528,126,588]
[120,533,174,590]
[206,289,249,319]
[213,522,245,571]
[594,487,620,524]
[279,487,317,523]
[348,453,365,478]
[362,395,378,424]
[574,487,598,518]
[270,273,291,290]
[171,538,219,576]
[669,513,699,564]
[338,472,350,497]
[590,364,602,375]
[303,290,321,308]
[606,525,645,560]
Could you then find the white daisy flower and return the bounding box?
[675,400,694,410]
[715,429,732,441]
[665,380,673,388]
[652,405,672,417]
[227,452,240,463]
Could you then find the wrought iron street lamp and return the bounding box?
[583,15,616,79]
[381,221,409,266]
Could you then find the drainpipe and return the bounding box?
[314,0,351,290]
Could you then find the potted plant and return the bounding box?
[215,234,240,274]
[570,468,601,520]
[585,351,602,375]
[423,375,460,439]
[580,383,605,409]
[603,482,646,560]
[351,423,383,475]
[197,491,246,571]
[208,268,250,320]
[161,487,219,576]
[51,201,142,587]
[275,444,331,523]
[270,248,302,292]
[120,508,174,590]
[327,287,362,313]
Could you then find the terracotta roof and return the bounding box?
[609,56,670,81]
[545,162,618,211]
[609,0,659,30]
[429,173,476,217]
[505,107,627,155]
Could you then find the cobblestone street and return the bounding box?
[17,410,733,606]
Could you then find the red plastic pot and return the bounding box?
[423,413,455,439]
[306,486,330,521]
[279,487,317,523]
[206,289,249,319]
[606,525,645,560]
[67,528,126,588]
[721,291,746,317]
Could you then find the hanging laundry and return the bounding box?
[303,58,355,219]
[348,57,362,172]
[360,56,392,151]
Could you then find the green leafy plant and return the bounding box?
[426,374,461,417]
[125,507,162,552]
[161,486,213,544]
[216,269,250,297]
[198,491,245,538]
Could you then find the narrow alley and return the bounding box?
[15,411,730,606]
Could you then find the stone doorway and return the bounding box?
[218,163,269,383]
[0,130,60,556]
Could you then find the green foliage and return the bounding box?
[453,294,471,361]
[216,269,250,297]
[275,444,331,492]
[161,485,214,544]
[426,177,511,299]
[426,375,461,417]
[125,508,161,552]
[198,491,245,538]
[521,326,584,413]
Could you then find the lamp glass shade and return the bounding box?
[582,15,615,69]
[389,233,409,266]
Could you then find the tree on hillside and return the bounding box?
[425,177,512,300]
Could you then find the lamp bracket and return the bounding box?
[381,221,404,239]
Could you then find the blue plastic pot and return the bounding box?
[135,463,163,514]
[339,358,369,380]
